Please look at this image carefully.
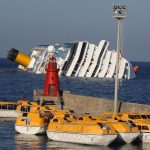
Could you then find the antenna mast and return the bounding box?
[113,5,126,113]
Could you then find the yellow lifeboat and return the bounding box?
[99,112,140,143]
[15,110,50,135]
[0,98,56,118]
[0,101,19,118]
[46,114,118,146]
[115,112,150,142]
[15,101,61,135]
[0,97,38,118]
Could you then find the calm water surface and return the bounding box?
[0,119,146,150]
[0,59,150,150]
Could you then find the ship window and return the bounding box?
[141,115,147,119]
[64,117,71,122]
[65,114,69,117]
[97,122,103,128]
[114,117,118,120]
[138,126,141,130]
[22,113,28,117]
[142,126,149,130]
[64,117,68,120]
[88,116,93,119]
[128,115,134,119]
[118,120,124,122]
[134,115,141,119]
[53,119,58,122]
[128,120,137,127]
[8,104,16,110]
[1,105,7,109]
[14,105,17,110]
[79,117,83,120]
[147,115,150,119]
[21,106,30,112]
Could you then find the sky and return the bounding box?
[0,0,150,62]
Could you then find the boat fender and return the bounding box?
[133,66,140,73]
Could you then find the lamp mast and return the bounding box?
[113,5,126,113]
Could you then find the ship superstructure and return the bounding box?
[8,40,135,79]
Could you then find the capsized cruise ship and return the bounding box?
[8,40,136,79]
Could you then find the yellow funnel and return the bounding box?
[15,51,31,67]
[8,48,31,67]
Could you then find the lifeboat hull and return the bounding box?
[15,125,47,135]
[46,131,117,145]
[118,132,140,143]
[0,110,20,118]
[141,133,150,142]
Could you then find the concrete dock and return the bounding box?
[34,89,150,115]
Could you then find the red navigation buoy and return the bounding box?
[43,56,60,96]
[133,66,140,73]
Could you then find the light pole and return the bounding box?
[113,5,126,113]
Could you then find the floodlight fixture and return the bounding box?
[113,5,126,20]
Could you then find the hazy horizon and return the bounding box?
[0,0,150,62]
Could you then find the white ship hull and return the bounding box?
[78,44,95,77]
[15,125,47,135]
[46,131,117,146]
[118,132,140,143]
[105,51,116,78]
[85,41,105,77]
[98,51,112,78]
[66,42,83,76]
[0,110,20,118]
